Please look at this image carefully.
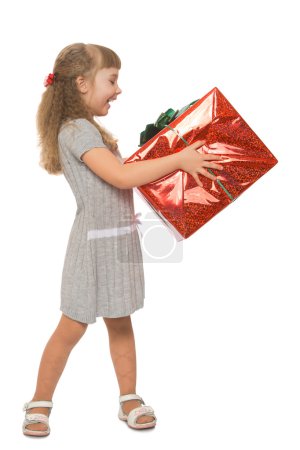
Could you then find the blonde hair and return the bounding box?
[37,43,121,175]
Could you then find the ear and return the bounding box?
[76,76,89,94]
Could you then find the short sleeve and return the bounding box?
[59,118,109,163]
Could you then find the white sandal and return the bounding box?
[22,400,53,437]
[118,393,157,429]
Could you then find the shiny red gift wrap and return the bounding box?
[125,87,278,240]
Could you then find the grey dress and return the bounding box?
[58,118,145,324]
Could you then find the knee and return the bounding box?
[103,315,132,334]
[57,314,88,347]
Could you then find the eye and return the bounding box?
[110,80,115,85]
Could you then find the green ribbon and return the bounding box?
[140,100,235,201]
[139,100,198,146]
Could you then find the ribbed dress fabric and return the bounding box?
[57,118,145,323]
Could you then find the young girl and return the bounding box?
[22,42,223,436]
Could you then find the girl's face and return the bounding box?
[80,67,122,117]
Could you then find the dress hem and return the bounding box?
[60,303,144,324]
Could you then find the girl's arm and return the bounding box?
[121,153,181,189]
[81,140,222,190]
[119,140,222,189]
[81,147,181,189]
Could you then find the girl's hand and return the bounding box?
[177,140,224,187]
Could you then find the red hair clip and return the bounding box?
[44,73,55,87]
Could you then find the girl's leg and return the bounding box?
[25,313,88,432]
[103,315,153,424]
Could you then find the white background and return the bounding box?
[0,0,299,448]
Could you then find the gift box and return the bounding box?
[124,87,278,241]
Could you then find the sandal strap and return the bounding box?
[119,394,144,404]
[127,405,156,427]
[24,413,49,426]
[23,400,53,411]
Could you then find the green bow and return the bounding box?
[139,100,198,146]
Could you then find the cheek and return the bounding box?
[95,92,105,103]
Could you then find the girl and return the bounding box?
[22,42,224,436]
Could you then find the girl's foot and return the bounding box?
[25,398,155,430]
[121,399,155,424]
[24,404,51,432]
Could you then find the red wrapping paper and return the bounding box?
[125,87,278,240]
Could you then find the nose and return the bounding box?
[116,84,122,95]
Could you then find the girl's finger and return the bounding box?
[192,140,206,149]
[192,173,203,187]
[201,154,223,160]
[203,162,224,170]
[196,167,218,181]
